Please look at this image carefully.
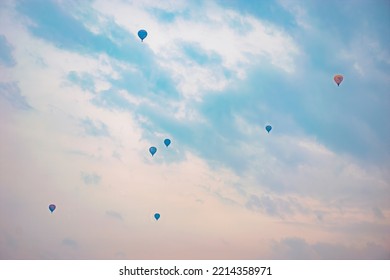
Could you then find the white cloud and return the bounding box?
[353,61,364,75]
[278,0,312,30]
[93,0,299,101]
[298,139,333,156]
[340,35,390,82]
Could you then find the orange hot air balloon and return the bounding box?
[334,74,343,86]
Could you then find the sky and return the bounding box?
[0,0,389,260]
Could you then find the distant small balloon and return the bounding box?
[265,125,272,133]
[334,74,343,86]
[154,213,160,220]
[138,29,147,42]
[49,204,56,213]
[149,146,157,156]
[164,139,171,147]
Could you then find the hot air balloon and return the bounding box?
[149,146,157,156]
[265,125,272,133]
[164,138,171,147]
[154,213,160,220]
[49,204,56,213]
[334,74,343,86]
[138,29,147,42]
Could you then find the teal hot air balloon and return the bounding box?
[154,213,160,220]
[164,138,171,147]
[149,146,157,156]
[49,204,56,213]
[265,125,272,133]
[138,29,147,42]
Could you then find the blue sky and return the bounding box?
[0,0,389,259]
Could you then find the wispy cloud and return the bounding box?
[271,237,390,259]
[62,238,78,249]
[245,193,307,218]
[80,118,110,137]
[105,210,123,221]
[0,35,16,67]
[0,82,32,110]
[372,206,385,220]
[81,172,101,185]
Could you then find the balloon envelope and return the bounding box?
[265,125,272,133]
[149,146,157,156]
[138,29,147,41]
[49,204,56,213]
[164,138,171,147]
[154,213,160,220]
[334,74,343,86]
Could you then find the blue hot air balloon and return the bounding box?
[265,125,272,133]
[164,138,171,147]
[138,29,147,42]
[149,146,157,156]
[154,213,160,220]
[49,204,56,213]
